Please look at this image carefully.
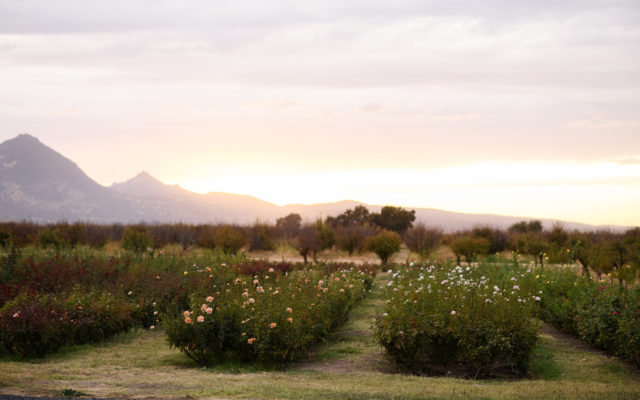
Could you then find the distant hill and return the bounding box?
[0,134,628,232]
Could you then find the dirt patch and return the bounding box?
[296,351,394,374]
[540,323,606,355]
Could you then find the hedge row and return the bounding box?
[165,266,375,366]
[0,288,134,357]
[374,263,541,377]
[538,268,640,366]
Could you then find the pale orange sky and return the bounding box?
[1,1,639,226]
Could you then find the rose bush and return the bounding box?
[165,266,374,366]
[374,263,540,377]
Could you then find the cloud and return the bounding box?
[615,157,640,166]
[565,119,640,129]
[421,111,483,122]
[360,102,386,113]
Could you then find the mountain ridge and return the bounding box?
[0,134,629,232]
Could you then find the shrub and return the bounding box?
[537,267,640,367]
[374,263,540,377]
[165,265,374,366]
[0,289,134,358]
[365,230,401,265]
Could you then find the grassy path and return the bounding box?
[292,272,392,373]
[1,273,640,399]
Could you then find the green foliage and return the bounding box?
[537,267,640,367]
[509,220,543,234]
[365,230,401,265]
[214,225,247,255]
[374,262,540,377]
[38,228,69,250]
[326,205,371,227]
[315,220,335,252]
[249,222,275,251]
[0,230,11,248]
[370,206,416,234]
[0,289,134,358]
[165,267,374,366]
[471,226,508,254]
[122,225,153,253]
[451,236,490,264]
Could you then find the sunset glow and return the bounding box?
[1,1,639,226]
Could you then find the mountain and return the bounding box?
[0,134,628,231]
[0,134,139,222]
[110,171,281,224]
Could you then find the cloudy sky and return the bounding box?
[1,0,639,226]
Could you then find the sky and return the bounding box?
[1,0,640,226]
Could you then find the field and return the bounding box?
[1,245,640,400]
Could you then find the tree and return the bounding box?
[471,225,507,254]
[174,223,196,251]
[38,228,68,250]
[451,236,490,265]
[570,234,593,277]
[276,213,302,238]
[249,221,275,251]
[296,221,335,263]
[122,225,153,253]
[404,223,442,260]
[526,236,549,268]
[315,220,335,254]
[297,223,319,264]
[370,206,416,234]
[335,225,374,256]
[508,220,543,234]
[365,230,402,265]
[547,223,570,264]
[326,205,371,227]
[214,225,247,255]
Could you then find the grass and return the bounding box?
[1,273,639,399]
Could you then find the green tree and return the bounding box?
[508,220,542,234]
[122,225,153,253]
[214,225,247,255]
[451,236,490,265]
[471,225,507,254]
[365,230,402,265]
[38,228,68,250]
[525,236,549,268]
[249,221,275,251]
[370,206,416,234]
[315,220,335,254]
[326,205,371,227]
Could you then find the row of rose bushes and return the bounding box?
[165,266,374,366]
[0,288,135,357]
[536,268,640,366]
[374,263,541,377]
[0,248,373,359]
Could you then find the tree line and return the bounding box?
[1,208,639,280]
